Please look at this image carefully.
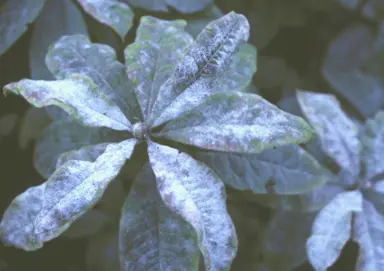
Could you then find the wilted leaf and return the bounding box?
[194,145,330,195]
[3,74,131,131]
[30,0,88,80]
[147,141,237,270]
[353,200,384,271]
[0,0,46,55]
[297,90,362,181]
[156,92,314,153]
[306,190,363,271]
[125,0,212,14]
[77,0,133,39]
[119,163,199,270]
[0,139,136,251]
[46,34,142,123]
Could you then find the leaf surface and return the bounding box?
[119,162,199,270]
[306,190,363,271]
[77,0,133,39]
[0,139,136,251]
[4,74,131,131]
[147,141,237,270]
[156,92,314,153]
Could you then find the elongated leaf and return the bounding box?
[297,90,361,180]
[119,162,199,270]
[149,12,250,126]
[125,0,212,13]
[262,211,316,271]
[46,35,142,123]
[77,0,133,39]
[30,0,88,80]
[124,17,193,120]
[0,0,46,55]
[156,92,313,153]
[353,200,384,271]
[361,111,384,181]
[0,139,136,251]
[56,143,109,168]
[194,144,330,194]
[4,74,131,131]
[147,141,237,270]
[34,120,126,178]
[306,190,363,271]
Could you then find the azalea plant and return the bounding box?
[0,12,318,270]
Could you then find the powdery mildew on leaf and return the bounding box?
[306,190,363,271]
[4,74,131,131]
[124,17,193,120]
[56,143,110,168]
[156,92,313,153]
[147,141,237,271]
[119,163,199,270]
[148,11,250,125]
[0,0,46,55]
[0,139,136,250]
[353,200,384,271]
[46,35,142,123]
[361,111,384,181]
[125,0,212,14]
[77,0,133,39]
[297,90,362,180]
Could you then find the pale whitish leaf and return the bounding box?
[0,139,136,251]
[119,162,199,270]
[322,25,384,117]
[30,0,88,80]
[262,211,316,271]
[0,0,46,55]
[147,141,237,271]
[46,35,142,123]
[124,17,193,120]
[363,180,384,216]
[34,120,126,178]
[353,200,384,271]
[306,190,363,271]
[3,74,131,131]
[125,0,212,14]
[297,90,362,180]
[361,111,384,181]
[149,12,250,126]
[86,232,120,271]
[56,143,110,168]
[194,144,330,195]
[155,92,314,153]
[77,0,133,39]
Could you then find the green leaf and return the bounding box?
[3,74,131,131]
[306,190,363,271]
[353,200,384,271]
[124,17,193,120]
[0,139,136,251]
[149,11,250,126]
[0,0,46,56]
[156,92,314,153]
[297,90,362,181]
[361,111,384,181]
[77,0,133,39]
[262,211,316,271]
[194,144,330,194]
[147,141,237,270]
[34,120,125,178]
[119,162,199,270]
[125,0,212,14]
[29,0,88,80]
[46,34,142,123]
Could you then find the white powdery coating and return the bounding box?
[297,90,362,179]
[4,75,131,131]
[361,111,384,181]
[353,200,384,271]
[55,143,109,168]
[119,163,199,270]
[306,190,363,271]
[147,141,238,271]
